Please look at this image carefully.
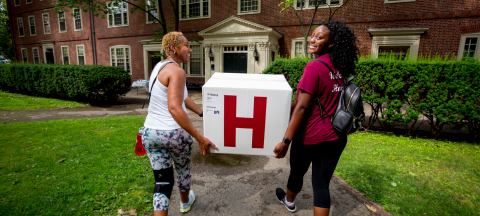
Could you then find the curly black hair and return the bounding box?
[321,21,360,78]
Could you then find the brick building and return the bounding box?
[7,0,480,84]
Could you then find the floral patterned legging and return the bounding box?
[141,127,193,211]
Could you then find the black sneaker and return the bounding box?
[275,188,297,212]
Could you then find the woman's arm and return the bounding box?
[273,89,313,158]
[166,68,216,155]
[184,96,202,116]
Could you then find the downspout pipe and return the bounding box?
[6,0,17,62]
[90,2,97,65]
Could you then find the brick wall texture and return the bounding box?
[8,0,480,84]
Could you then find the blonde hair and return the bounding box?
[162,31,184,56]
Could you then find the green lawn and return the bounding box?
[1,117,479,216]
[0,91,89,110]
[0,116,152,216]
[337,133,480,216]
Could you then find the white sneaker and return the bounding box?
[180,190,195,213]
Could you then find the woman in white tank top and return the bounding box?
[141,31,217,216]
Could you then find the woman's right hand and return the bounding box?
[197,136,217,156]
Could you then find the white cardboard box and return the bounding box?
[202,73,292,156]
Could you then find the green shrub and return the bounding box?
[0,63,131,101]
[263,56,311,96]
[263,56,480,141]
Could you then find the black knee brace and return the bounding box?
[152,167,174,199]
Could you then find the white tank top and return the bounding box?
[144,61,188,130]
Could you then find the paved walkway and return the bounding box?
[1,89,389,216]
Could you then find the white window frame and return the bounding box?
[369,28,428,59]
[457,32,480,61]
[107,1,129,28]
[384,0,415,4]
[294,0,342,10]
[179,0,211,21]
[109,45,132,75]
[146,0,160,24]
[76,44,85,65]
[181,42,204,77]
[32,47,40,64]
[26,0,32,4]
[28,15,36,36]
[61,46,70,65]
[14,0,20,6]
[17,17,25,37]
[291,37,310,58]
[237,0,261,15]
[42,13,51,34]
[58,11,67,33]
[21,48,28,63]
[73,8,83,31]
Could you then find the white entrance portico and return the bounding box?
[198,16,283,82]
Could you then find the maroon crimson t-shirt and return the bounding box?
[293,55,344,145]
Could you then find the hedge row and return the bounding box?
[0,63,131,101]
[263,56,480,141]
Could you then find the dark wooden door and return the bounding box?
[223,53,247,73]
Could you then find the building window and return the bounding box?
[180,0,210,20]
[58,12,67,33]
[378,46,409,60]
[28,15,36,36]
[291,37,309,58]
[76,45,85,65]
[223,46,248,52]
[384,0,415,4]
[110,46,131,74]
[42,13,51,34]
[146,0,159,23]
[295,0,341,9]
[108,2,129,27]
[14,0,20,6]
[21,48,28,63]
[238,0,260,15]
[61,46,69,65]
[462,38,478,59]
[457,33,480,61]
[181,44,204,76]
[26,0,32,4]
[32,48,40,64]
[17,18,25,37]
[73,9,82,31]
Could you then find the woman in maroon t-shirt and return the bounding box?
[273,21,360,215]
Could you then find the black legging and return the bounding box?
[287,136,347,208]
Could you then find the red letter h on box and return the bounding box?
[224,95,267,149]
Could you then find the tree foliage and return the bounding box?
[51,0,179,58]
[0,0,13,60]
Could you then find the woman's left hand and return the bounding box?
[273,141,289,158]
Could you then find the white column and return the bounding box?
[258,42,270,74]
[212,43,221,74]
[204,44,211,82]
[248,42,256,74]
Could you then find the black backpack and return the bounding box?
[313,60,365,135]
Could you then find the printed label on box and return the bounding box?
[205,92,221,115]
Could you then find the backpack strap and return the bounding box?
[142,60,176,109]
[312,59,343,118]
